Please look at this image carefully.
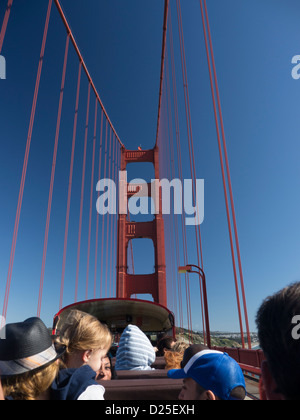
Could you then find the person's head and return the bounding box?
[96,353,116,381]
[115,325,155,371]
[164,350,184,371]
[55,310,112,372]
[157,335,176,356]
[0,317,64,400]
[179,377,216,400]
[256,282,300,400]
[172,341,189,354]
[168,344,246,401]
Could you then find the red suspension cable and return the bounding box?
[37,34,70,317]
[168,15,185,333]
[85,98,98,300]
[109,136,117,297]
[94,110,104,298]
[2,0,53,322]
[200,0,251,348]
[156,0,170,146]
[75,83,91,303]
[105,128,112,298]
[59,62,82,310]
[0,0,13,54]
[53,0,123,148]
[100,120,109,297]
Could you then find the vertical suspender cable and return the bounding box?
[53,0,123,147]
[38,34,70,317]
[100,120,108,297]
[0,0,13,54]
[199,0,250,347]
[201,0,251,348]
[109,136,116,297]
[156,0,170,146]
[94,110,104,298]
[2,0,53,323]
[105,128,112,297]
[60,62,82,310]
[75,83,91,302]
[177,0,205,341]
[85,98,98,300]
[112,146,120,298]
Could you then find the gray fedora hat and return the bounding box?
[0,317,64,377]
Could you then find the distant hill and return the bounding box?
[175,327,258,348]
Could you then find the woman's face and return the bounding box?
[96,356,112,381]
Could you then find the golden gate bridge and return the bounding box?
[0,0,263,386]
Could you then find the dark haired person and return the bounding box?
[156,335,176,357]
[96,353,117,381]
[256,282,300,400]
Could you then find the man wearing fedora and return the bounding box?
[0,317,106,400]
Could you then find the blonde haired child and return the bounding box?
[53,310,112,400]
[56,310,112,371]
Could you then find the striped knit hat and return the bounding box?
[115,325,156,371]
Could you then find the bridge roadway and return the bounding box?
[244,376,260,400]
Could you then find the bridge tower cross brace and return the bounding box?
[116,146,167,307]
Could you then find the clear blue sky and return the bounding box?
[1,0,300,334]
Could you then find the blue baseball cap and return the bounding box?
[168,349,246,400]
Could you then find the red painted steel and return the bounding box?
[202,0,251,350]
[75,83,91,303]
[37,34,70,317]
[213,346,265,371]
[2,0,53,322]
[53,0,123,147]
[60,62,82,309]
[199,0,250,348]
[85,99,98,300]
[0,0,14,54]
[116,147,167,308]
[1,0,260,374]
[94,110,104,298]
[155,0,170,146]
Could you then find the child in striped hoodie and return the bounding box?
[115,325,156,371]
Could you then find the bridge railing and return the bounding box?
[212,346,265,377]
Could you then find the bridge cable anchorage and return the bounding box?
[53,0,124,148]
[200,0,251,348]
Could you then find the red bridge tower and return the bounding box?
[116,147,167,307]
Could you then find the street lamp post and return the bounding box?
[178,264,211,349]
